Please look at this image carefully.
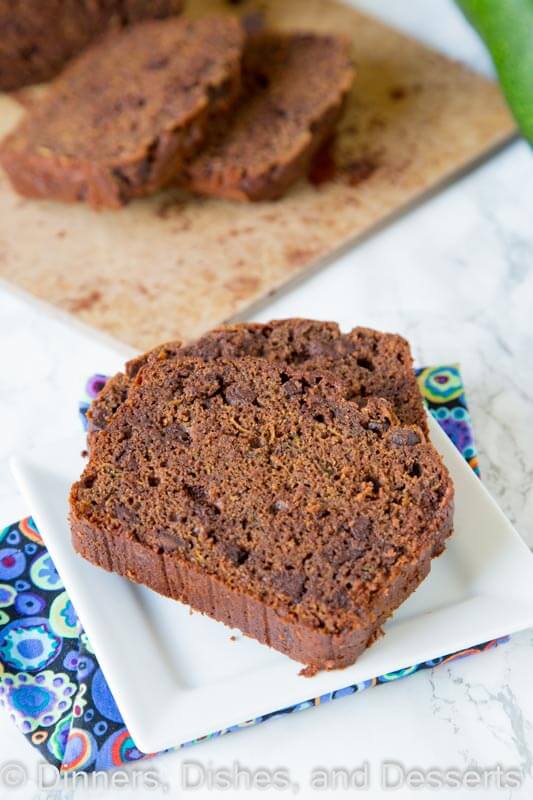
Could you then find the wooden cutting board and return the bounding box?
[0,0,514,350]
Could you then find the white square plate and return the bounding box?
[11,413,533,754]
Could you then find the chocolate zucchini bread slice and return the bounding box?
[88,320,428,444]
[0,0,184,91]
[183,32,354,201]
[0,16,244,208]
[71,352,454,672]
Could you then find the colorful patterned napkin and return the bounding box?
[0,365,502,773]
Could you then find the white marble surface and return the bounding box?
[0,1,532,798]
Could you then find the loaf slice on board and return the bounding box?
[183,31,354,201]
[0,16,244,208]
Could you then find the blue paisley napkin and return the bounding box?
[0,365,503,773]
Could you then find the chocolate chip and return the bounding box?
[381,545,403,567]
[349,516,372,540]
[175,426,192,445]
[389,429,421,447]
[184,373,221,400]
[323,517,372,566]
[155,530,188,553]
[114,502,139,525]
[145,56,169,70]
[307,339,337,358]
[322,542,351,567]
[219,542,249,565]
[283,378,304,398]
[331,589,349,609]
[161,422,191,446]
[368,418,391,434]
[271,571,306,601]
[224,383,256,406]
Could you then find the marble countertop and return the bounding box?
[1,1,532,797]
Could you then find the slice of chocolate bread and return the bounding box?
[183,32,354,201]
[0,17,244,208]
[88,320,428,443]
[72,351,454,672]
[0,0,184,91]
